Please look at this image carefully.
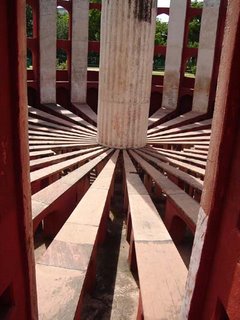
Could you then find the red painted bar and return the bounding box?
[0,1,38,318]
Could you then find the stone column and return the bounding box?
[97,0,157,148]
[39,0,57,103]
[71,0,89,103]
[192,0,221,113]
[162,0,188,110]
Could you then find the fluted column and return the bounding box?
[97,0,157,148]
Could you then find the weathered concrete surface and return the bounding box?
[80,182,139,319]
[71,0,89,103]
[192,0,221,113]
[39,0,56,103]
[36,264,85,320]
[80,223,139,320]
[97,0,157,148]
[162,0,188,110]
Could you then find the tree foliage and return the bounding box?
[155,20,168,45]
[26,4,33,38]
[26,0,203,45]
[185,57,197,75]
[191,0,203,8]
[154,1,203,47]
[188,17,201,48]
[88,0,101,66]
[57,9,69,40]
[26,0,204,73]
[56,48,67,70]
[56,8,69,69]
[89,0,101,41]
[188,1,203,47]
[89,10,101,41]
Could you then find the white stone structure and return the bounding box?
[39,0,57,103]
[97,0,157,148]
[71,0,89,103]
[162,0,188,110]
[192,0,221,113]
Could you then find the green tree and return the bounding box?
[57,9,69,40]
[56,48,67,70]
[26,4,33,38]
[25,0,203,72]
[89,0,101,41]
[27,48,32,69]
[89,10,101,41]
[56,9,69,69]
[188,17,201,47]
[188,1,203,48]
[26,5,33,68]
[185,57,197,75]
[155,20,168,45]
[88,0,101,66]
[191,0,203,8]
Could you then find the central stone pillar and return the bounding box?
[97,0,157,148]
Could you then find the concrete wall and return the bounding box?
[39,0,57,103]
[71,0,89,103]
[162,0,188,110]
[192,0,221,113]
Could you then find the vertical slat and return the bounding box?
[162,0,188,110]
[71,0,89,103]
[39,0,57,103]
[192,0,221,113]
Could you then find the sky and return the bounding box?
[157,0,202,6]
[157,0,171,8]
[157,0,171,23]
[157,0,202,22]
